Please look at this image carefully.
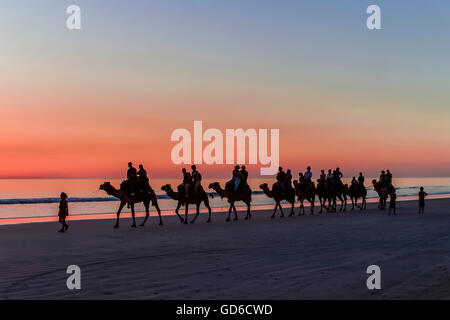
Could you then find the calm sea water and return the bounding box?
[0,177,450,220]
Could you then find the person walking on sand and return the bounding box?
[58,192,69,232]
[388,189,397,216]
[418,187,428,214]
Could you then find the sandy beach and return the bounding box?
[1,197,449,300]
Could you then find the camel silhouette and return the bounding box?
[208,182,252,221]
[316,179,329,213]
[327,183,347,213]
[372,179,393,210]
[293,180,315,215]
[99,182,162,228]
[161,184,212,224]
[259,183,295,218]
[345,184,367,210]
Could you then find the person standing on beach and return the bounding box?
[58,192,69,232]
[418,187,428,214]
[388,189,396,216]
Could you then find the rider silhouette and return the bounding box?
[233,165,241,192]
[137,164,150,193]
[304,166,313,191]
[191,165,202,195]
[179,168,192,198]
[127,162,137,179]
[276,167,287,193]
[358,172,365,186]
[286,169,292,189]
[240,165,249,186]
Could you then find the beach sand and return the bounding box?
[1,198,449,300]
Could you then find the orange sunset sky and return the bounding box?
[1,1,449,178]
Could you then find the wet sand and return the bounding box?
[0,198,449,300]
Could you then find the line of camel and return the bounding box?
[99,174,393,229]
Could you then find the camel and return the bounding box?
[99,182,162,228]
[259,183,295,218]
[209,182,252,221]
[161,184,212,224]
[328,182,347,213]
[345,184,367,210]
[293,180,315,215]
[372,179,392,210]
[316,180,329,213]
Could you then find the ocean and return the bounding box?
[1,177,450,223]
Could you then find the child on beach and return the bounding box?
[388,189,396,215]
[58,192,69,232]
[418,187,428,214]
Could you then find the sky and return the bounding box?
[0,0,449,178]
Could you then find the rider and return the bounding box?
[233,165,241,192]
[380,170,386,184]
[191,165,202,195]
[240,165,249,186]
[386,169,393,186]
[127,162,137,179]
[319,170,326,183]
[276,167,287,193]
[334,167,343,188]
[286,169,293,189]
[304,166,313,191]
[180,168,192,198]
[358,172,365,186]
[327,169,334,188]
[137,164,150,193]
[126,162,138,196]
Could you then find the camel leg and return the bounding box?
[130,204,137,228]
[245,202,251,220]
[310,198,314,215]
[140,202,150,227]
[271,203,278,218]
[232,203,238,221]
[339,196,344,212]
[290,202,294,216]
[227,205,232,222]
[298,200,304,216]
[114,202,126,228]
[204,197,212,223]
[319,198,323,213]
[154,201,163,225]
[184,203,189,224]
[175,202,184,223]
[280,204,285,218]
[191,203,200,224]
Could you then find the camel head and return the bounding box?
[99,182,112,191]
[161,184,172,192]
[259,183,268,190]
[208,182,220,190]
